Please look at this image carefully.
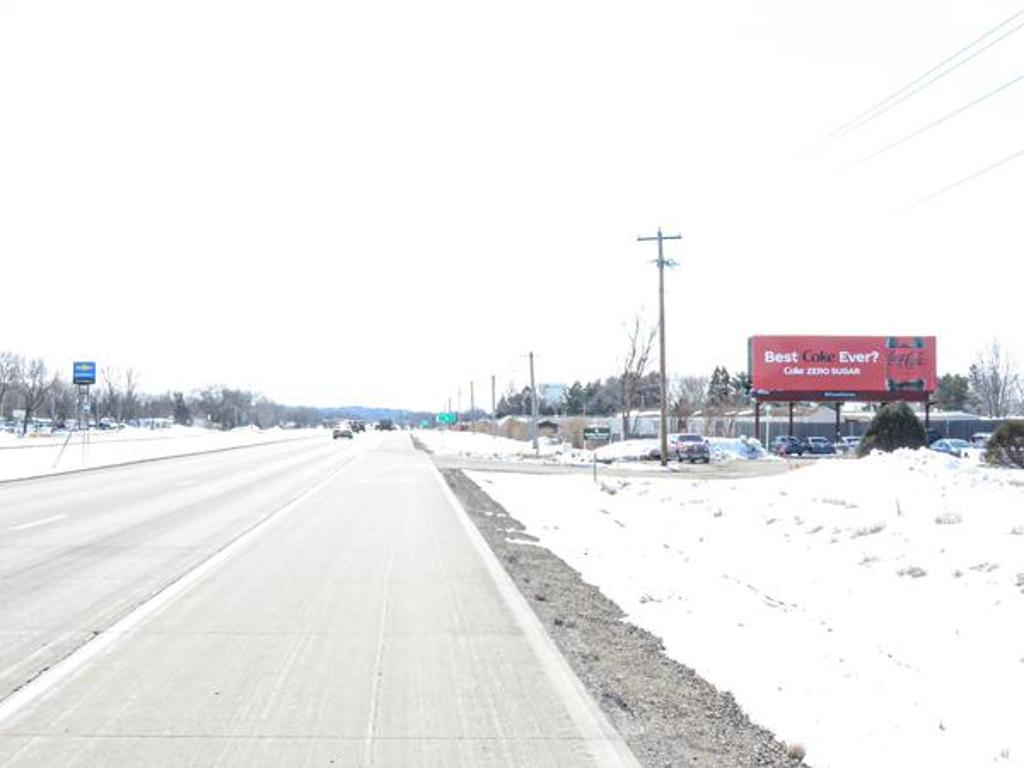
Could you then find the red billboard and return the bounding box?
[748,336,937,401]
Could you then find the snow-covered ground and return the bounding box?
[0,426,324,482]
[468,450,1024,768]
[416,429,773,466]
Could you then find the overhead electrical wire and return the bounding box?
[815,6,1024,147]
[847,71,1024,169]
[903,145,1024,210]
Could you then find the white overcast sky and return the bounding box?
[2,1,1021,411]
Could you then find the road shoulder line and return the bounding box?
[428,460,642,768]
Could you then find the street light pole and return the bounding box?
[638,227,681,467]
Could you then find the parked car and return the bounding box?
[971,432,992,449]
[351,420,366,433]
[332,422,354,439]
[772,435,804,456]
[930,438,971,458]
[674,433,711,463]
[802,436,836,455]
[376,419,395,431]
[836,436,861,454]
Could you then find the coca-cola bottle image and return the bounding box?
[885,337,926,391]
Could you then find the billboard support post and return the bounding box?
[754,401,761,446]
[788,402,794,436]
[834,403,842,441]
[925,401,931,430]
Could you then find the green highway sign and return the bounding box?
[436,412,458,425]
[583,426,611,441]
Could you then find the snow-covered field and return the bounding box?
[468,450,1024,768]
[0,426,324,482]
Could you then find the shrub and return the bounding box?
[856,402,927,457]
[985,420,1024,467]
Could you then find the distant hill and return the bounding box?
[320,406,435,425]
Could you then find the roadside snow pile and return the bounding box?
[414,430,536,458]
[592,438,658,462]
[708,436,769,461]
[468,449,1024,768]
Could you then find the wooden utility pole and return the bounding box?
[638,227,681,467]
[529,351,539,456]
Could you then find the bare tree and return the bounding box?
[19,359,56,434]
[123,367,140,422]
[0,352,24,418]
[671,375,708,430]
[100,365,122,421]
[969,340,1020,418]
[619,315,656,439]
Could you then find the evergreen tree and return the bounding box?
[173,392,192,425]
[706,366,732,406]
[934,373,970,412]
[985,420,1024,467]
[857,402,927,457]
[563,381,586,415]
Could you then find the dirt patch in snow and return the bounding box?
[439,466,808,768]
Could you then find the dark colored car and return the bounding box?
[674,433,710,463]
[772,435,804,456]
[376,419,394,431]
[802,436,836,455]
[350,420,366,433]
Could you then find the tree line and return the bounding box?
[491,324,1023,434]
[0,353,321,431]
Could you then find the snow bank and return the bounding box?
[414,429,538,458]
[592,438,658,462]
[469,449,1024,768]
[708,436,769,461]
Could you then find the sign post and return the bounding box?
[435,412,458,428]
[583,425,611,482]
[73,361,96,463]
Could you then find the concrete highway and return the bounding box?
[0,433,638,767]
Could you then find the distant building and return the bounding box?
[537,383,567,409]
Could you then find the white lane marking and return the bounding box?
[0,456,356,727]
[11,515,68,532]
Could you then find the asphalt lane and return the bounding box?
[0,434,637,767]
[0,435,354,702]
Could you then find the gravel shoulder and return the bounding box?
[438,464,809,768]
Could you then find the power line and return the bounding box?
[816,7,1024,147]
[904,145,1024,210]
[848,71,1024,168]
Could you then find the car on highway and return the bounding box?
[674,433,711,463]
[772,435,804,456]
[930,438,971,458]
[802,436,836,455]
[332,422,354,439]
[376,419,395,431]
